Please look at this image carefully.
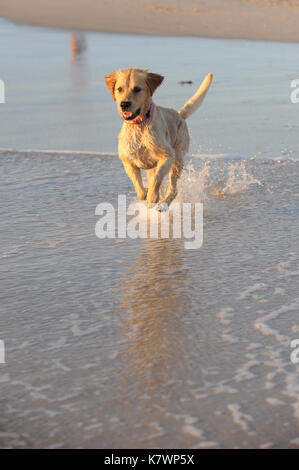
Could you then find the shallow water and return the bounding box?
[0,150,298,448]
[0,20,299,448]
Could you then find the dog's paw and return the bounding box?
[155,202,169,212]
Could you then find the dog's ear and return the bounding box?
[105,71,118,101]
[146,72,164,96]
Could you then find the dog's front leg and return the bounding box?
[121,159,147,200]
[147,153,174,207]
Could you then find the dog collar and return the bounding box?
[125,103,154,125]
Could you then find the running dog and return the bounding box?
[105,68,213,211]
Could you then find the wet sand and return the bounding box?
[1,0,299,42]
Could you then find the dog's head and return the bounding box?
[105,68,164,121]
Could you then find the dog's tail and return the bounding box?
[178,73,213,120]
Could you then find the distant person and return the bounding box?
[70,33,87,60]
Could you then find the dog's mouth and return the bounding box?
[122,108,141,121]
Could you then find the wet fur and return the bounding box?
[105,68,213,209]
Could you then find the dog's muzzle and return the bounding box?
[120,101,131,110]
[122,108,141,120]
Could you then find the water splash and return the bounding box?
[218,161,263,196]
[177,159,263,202]
[177,160,211,203]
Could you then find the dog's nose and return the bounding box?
[120,101,131,110]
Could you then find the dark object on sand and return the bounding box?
[179,80,193,85]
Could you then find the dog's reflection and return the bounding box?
[114,238,191,422]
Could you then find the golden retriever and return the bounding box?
[105,68,213,211]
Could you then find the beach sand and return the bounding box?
[1,0,299,42]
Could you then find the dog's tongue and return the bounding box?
[123,111,133,118]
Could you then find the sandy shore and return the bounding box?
[1,0,299,42]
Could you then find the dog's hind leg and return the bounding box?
[155,121,189,211]
[146,168,156,188]
[156,160,183,210]
[147,152,174,206]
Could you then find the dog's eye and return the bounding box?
[133,86,141,93]
[117,87,123,92]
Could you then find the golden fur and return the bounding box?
[105,68,213,210]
